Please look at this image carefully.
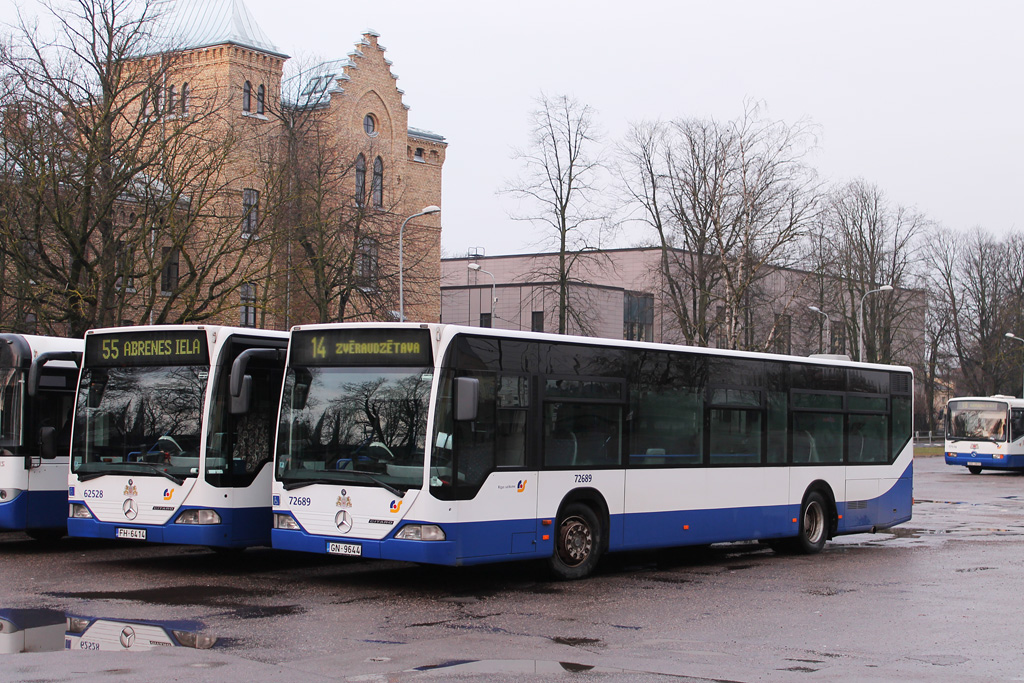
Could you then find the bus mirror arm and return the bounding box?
[27,351,82,397]
[454,377,479,422]
[230,348,285,398]
[38,426,57,460]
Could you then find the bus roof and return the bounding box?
[288,322,914,375]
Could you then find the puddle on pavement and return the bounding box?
[0,608,220,654]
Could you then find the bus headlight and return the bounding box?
[273,514,299,530]
[172,630,218,649]
[0,488,21,501]
[69,504,93,519]
[66,617,91,634]
[175,509,221,525]
[395,524,446,541]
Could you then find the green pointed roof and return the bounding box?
[157,0,288,58]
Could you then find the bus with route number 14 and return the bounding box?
[66,325,286,548]
[270,323,914,579]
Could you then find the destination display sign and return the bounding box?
[85,330,209,366]
[290,328,433,367]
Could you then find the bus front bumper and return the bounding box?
[945,452,1024,470]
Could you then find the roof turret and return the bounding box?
[156,0,287,58]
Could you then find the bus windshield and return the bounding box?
[275,366,432,493]
[0,368,24,450]
[71,366,208,481]
[948,400,1008,442]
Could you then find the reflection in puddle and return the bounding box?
[0,608,218,654]
[412,660,606,675]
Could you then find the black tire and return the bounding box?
[968,466,983,475]
[793,491,828,554]
[548,503,603,580]
[25,527,65,542]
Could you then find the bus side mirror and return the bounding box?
[38,426,57,459]
[293,368,312,410]
[454,377,479,422]
[230,375,252,415]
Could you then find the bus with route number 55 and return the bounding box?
[270,323,914,579]
[67,325,286,548]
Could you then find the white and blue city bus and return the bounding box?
[944,395,1024,474]
[67,325,286,548]
[271,324,914,579]
[0,334,83,540]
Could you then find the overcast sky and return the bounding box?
[5,0,1021,257]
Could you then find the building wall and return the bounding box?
[442,248,926,365]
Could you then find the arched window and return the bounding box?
[167,85,176,114]
[181,82,189,114]
[242,81,251,112]
[355,154,366,206]
[257,84,265,115]
[372,156,383,208]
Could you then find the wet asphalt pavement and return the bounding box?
[3,454,1024,682]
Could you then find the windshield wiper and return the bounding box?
[344,470,404,498]
[77,462,185,486]
[281,471,404,497]
[282,477,344,491]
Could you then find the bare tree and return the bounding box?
[0,0,261,335]
[617,102,819,350]
[928,226,1024,396]
[812,180,926,364]
[505,93,609,335]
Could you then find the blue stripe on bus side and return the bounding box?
[274,464,913,565]
[0,489,67,531]
[67,505,271,548]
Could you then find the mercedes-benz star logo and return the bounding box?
[123,498,138,520]
[335,509,353,534]
[119,626,136,648]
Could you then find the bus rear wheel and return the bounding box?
[792,491,828,554]
[548,503,602,580]
[968,466,983,475]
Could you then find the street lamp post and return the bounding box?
[398,205,441,322]
[467,263,497,326]
[808,305,830,354]
[1006,333,1024,398]
[858,284,894,362]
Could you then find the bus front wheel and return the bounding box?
[968,466,983,475]
[793,491,828,554]
[548,503,602,580]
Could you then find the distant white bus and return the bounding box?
[944,395,1024,474]
[67,325,286,548]
[0,334,83,539]
[271,323,914,579]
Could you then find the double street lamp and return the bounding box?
[398,205,441,322]
[858,285,894,362]
[1005,333,1024,398]
[808,305,830,354]
[467,263,497,326]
